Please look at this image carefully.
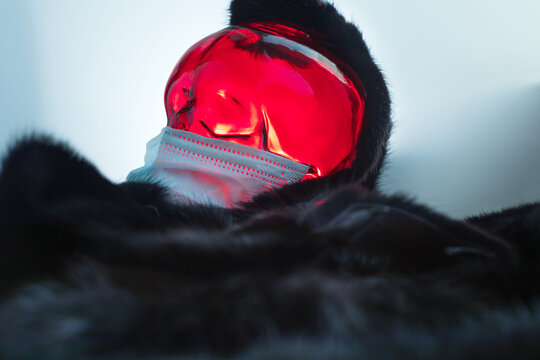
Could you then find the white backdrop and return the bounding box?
[1,0,539,217]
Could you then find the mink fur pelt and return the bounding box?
[0,137,539,359]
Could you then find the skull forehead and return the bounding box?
[170,27,348,98]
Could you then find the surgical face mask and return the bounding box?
[127,127,309,208]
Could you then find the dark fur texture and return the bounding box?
[1,1,539,359]
[1,137,539,359]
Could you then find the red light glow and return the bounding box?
[165,24,364,178]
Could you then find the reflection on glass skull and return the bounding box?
[165,24,364,178]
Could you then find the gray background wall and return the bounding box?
[1,0,539,217]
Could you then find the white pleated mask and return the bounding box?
[127,127,309,208]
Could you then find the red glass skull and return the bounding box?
[165,24,364,179]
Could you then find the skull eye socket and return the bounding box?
[167,85,194,129]
[166,72,193,116]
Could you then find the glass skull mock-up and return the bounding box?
[128,23,365,207]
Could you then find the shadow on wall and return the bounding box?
[0,1,40,156]
[381,85,540,218]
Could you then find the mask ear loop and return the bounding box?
[302,165,320,180]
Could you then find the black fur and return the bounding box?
[230,0,392,189]
[1,137,539,359]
